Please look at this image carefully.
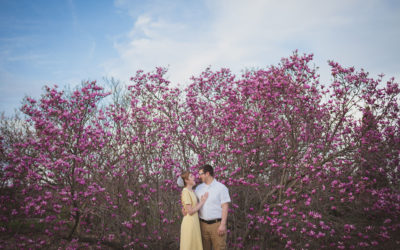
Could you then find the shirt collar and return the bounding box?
[206,178,216,187]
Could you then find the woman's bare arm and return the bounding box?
[184,192,208,215]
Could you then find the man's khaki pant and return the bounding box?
[200,221,227,250]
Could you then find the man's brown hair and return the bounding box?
[200,164,214,177]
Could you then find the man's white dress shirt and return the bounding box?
[195,179,231,220]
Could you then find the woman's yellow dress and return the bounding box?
[180,187,203,250]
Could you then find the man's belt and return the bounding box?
[200,218,222,224]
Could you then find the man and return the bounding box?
[195,164,231,250]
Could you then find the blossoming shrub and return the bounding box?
[1,52,399,249]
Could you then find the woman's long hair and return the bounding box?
[181,171,190,187]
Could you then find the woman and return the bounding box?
[178,171,208,250]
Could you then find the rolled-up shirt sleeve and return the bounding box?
[220,186,231,204]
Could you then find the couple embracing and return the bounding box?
[178,164,231,250]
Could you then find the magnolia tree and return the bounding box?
[1,52,399,249]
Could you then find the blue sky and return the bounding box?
[1,0,399,116]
